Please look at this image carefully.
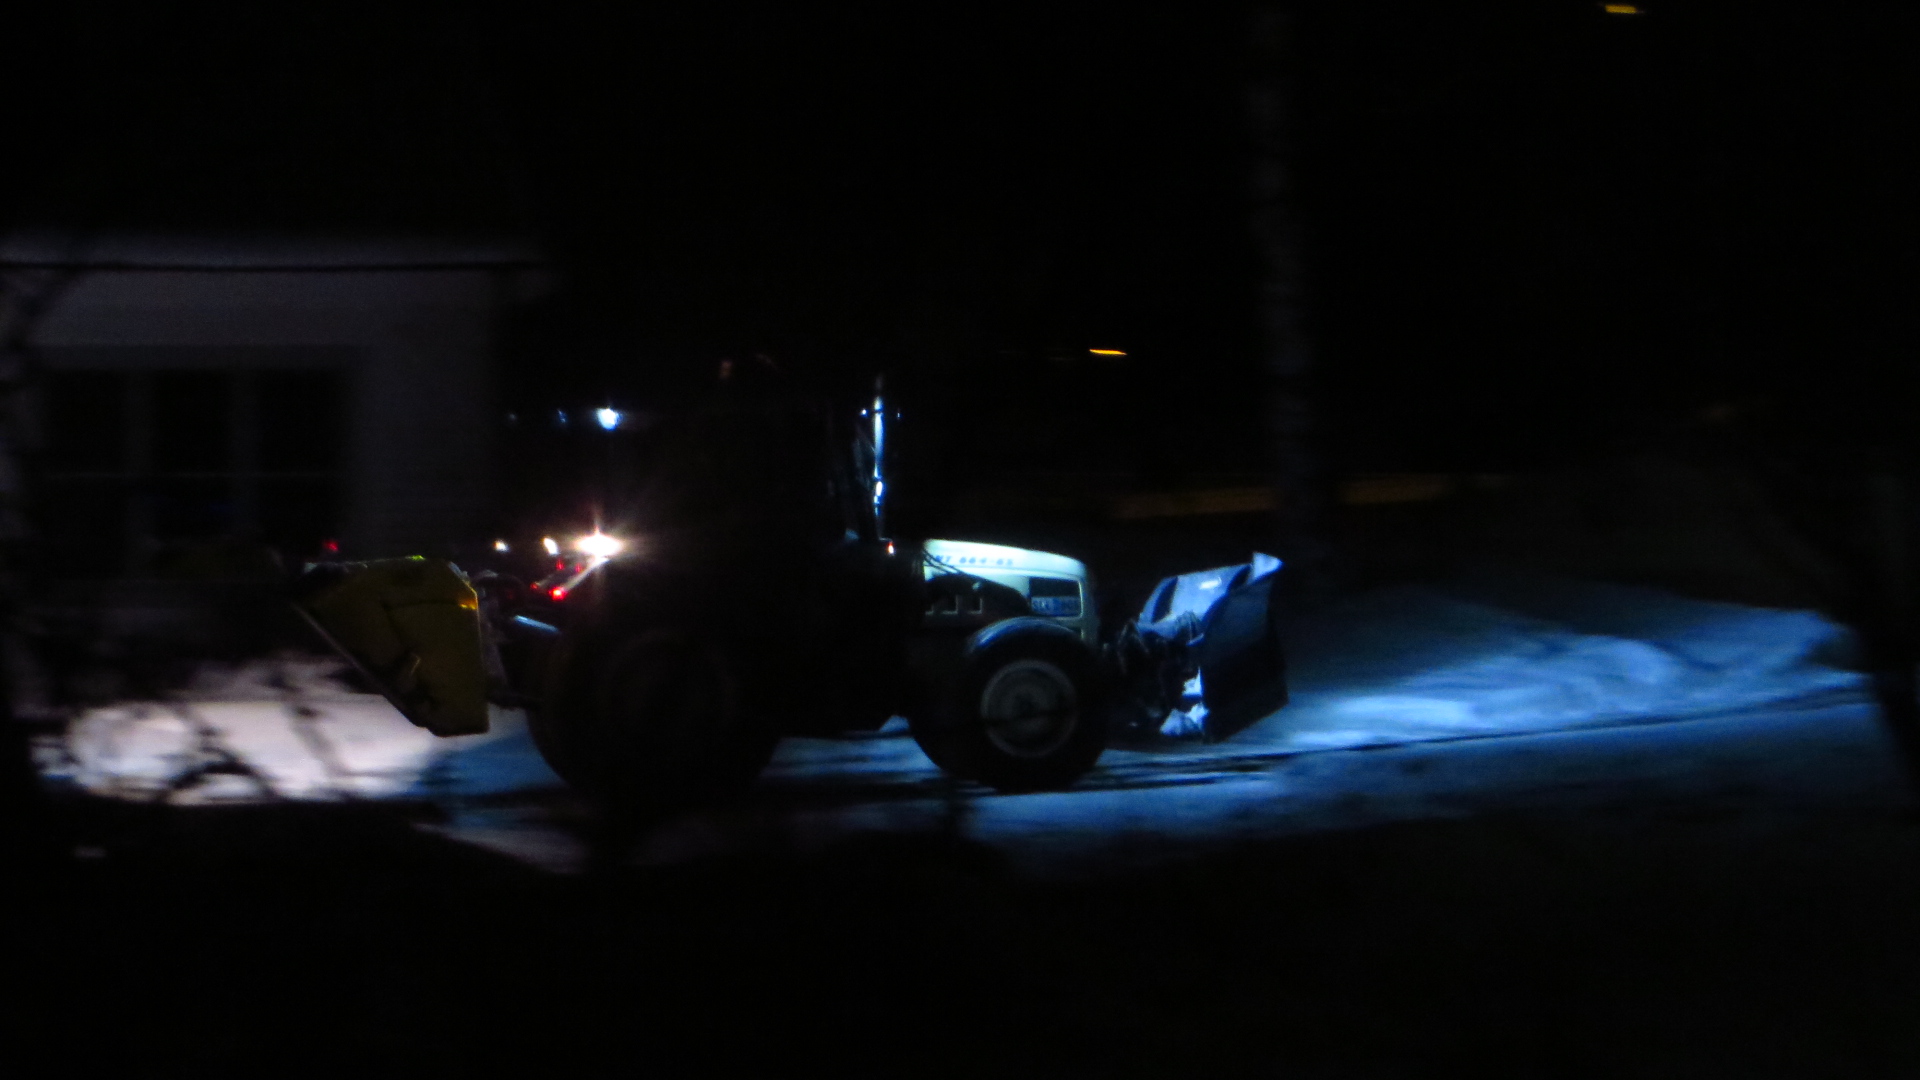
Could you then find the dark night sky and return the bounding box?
[4,3,1912,476]
[1295,3,1918,470]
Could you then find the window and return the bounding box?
[35,368,348,578]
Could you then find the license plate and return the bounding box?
[1030,596,1081,617]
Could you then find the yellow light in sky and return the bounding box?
[1089,348,1127,357]
[1603,4,1641,13]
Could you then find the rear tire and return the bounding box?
[910,622,1107,792]
[535,627,778,813]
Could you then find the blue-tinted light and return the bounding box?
[595,407,621,431]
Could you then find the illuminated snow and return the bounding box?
[42,654,562,804]
[1252,578,1864,753]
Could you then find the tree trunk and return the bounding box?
[0,265,80,865]
[1247,5,1326,601]
[1728,419,1920,789]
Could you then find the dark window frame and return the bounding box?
[33,352,352,578]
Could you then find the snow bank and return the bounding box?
[1255,574,1864,753]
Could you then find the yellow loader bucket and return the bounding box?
[294,557,491,737]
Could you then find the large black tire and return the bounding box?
[533,627,779,812]
[524,699,586,789]
[909,619,1108,792]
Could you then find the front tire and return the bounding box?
[910,621,1107,792]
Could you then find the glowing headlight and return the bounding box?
[542,536,561,556]
[573,532,625,559]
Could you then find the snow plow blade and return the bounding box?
[1128,553,1288,741]
[1193,570,1288,740]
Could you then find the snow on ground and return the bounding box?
[43,652,562,803]
[1255,573,1863,752]
[32,573,1893,875]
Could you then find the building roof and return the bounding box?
[0,232,543,273]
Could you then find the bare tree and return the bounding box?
[1721,409,1920,786]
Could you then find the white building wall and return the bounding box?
[29,262,528,557]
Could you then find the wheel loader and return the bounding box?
[294,380,1288,810]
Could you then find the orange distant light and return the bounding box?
[1089,348,1127,357]
[1602,4,1641,13]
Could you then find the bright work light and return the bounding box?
[573,532,625,558]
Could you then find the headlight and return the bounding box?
[573,532,625,559]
